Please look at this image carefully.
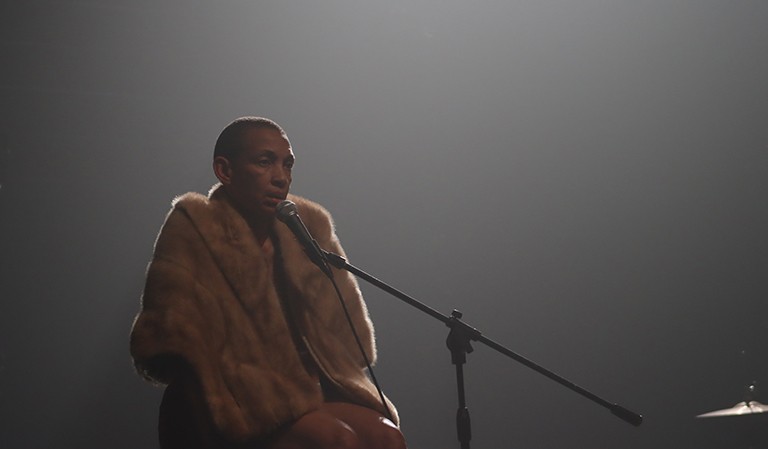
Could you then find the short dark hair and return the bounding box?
[213,116,287,160]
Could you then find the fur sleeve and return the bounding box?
[130,207,226,385]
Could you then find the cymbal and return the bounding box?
[697,401,768,418]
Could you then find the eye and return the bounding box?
[257,158,272,167]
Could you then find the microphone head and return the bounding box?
[276,200,297,222]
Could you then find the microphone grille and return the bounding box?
[276,200,297,222]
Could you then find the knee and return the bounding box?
[323,424,362,449]
[370,422,407,449]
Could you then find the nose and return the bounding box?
[271,165,290,187]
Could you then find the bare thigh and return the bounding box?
[265,403,406,449]
[321,402,405,449]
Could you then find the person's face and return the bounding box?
[215,127,295,220]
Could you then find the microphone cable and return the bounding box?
[276,199,393,421]
[324,265,395,423]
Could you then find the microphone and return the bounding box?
[276,200,333,278]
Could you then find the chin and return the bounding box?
[258,205,279,218]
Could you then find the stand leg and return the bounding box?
[456,363,472,449]
[447,310,474,449]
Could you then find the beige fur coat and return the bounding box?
[130,184,397,443]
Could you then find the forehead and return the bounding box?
[240,127,292,154]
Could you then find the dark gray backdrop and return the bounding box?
[1,1,767,448]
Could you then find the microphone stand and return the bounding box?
[322,250,642,449]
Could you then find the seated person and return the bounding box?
[130,117,407,449]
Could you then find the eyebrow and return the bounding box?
[248,149,295,161]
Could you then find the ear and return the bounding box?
[213,156,233,185]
